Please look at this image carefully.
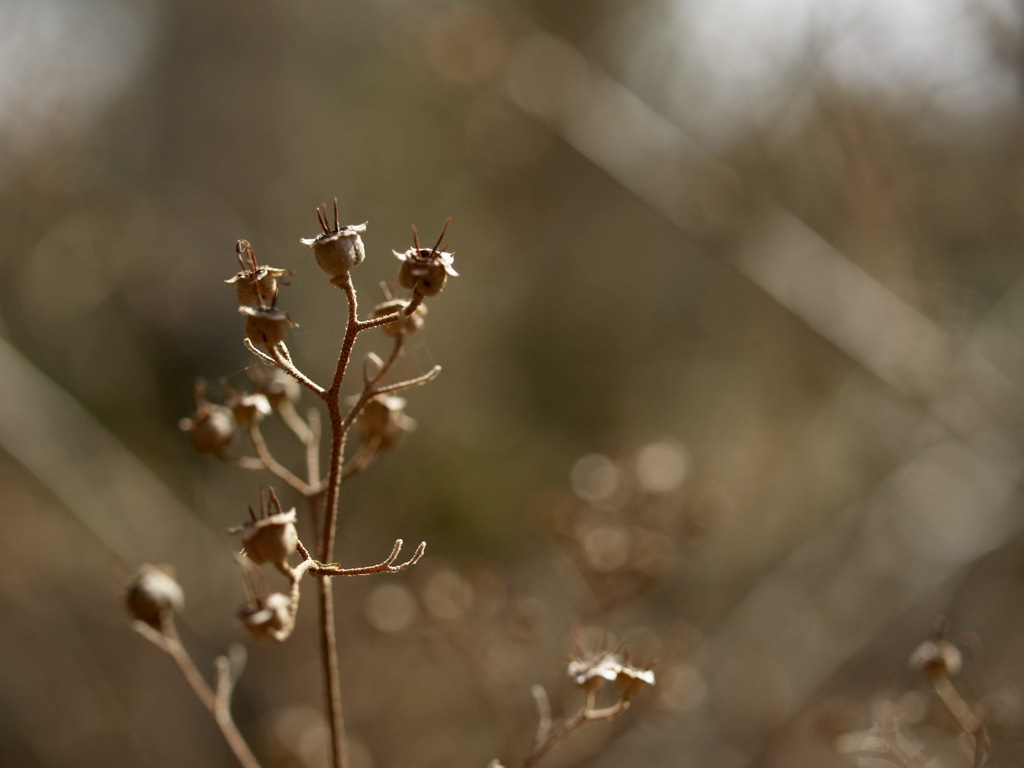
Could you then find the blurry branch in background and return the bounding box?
[0,335,225,568]
[391,7,1024,763]
[837,634,988,768]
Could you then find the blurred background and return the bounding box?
[4,0,1024,766]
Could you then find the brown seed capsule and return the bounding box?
[221,381,272,427]
[372,298,427,337]
[613,663,656,700]
[357,395,416,451]
[567,652,623,693]
[234,508,299,566]
[300,200,366,284]
[248,365,301,410]
[225,239,288,306]
[180,381,237,456]
[393,219,458,297]
[229,489,299,566]
[125,565,184,630]
[238,592,292,642]
[239,304,296,350]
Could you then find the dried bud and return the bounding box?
[240,304,296,350]
[394,219,458,297]
[372,298,428,337]
[248,365,301,410]
[225,239,288,306]
[909,639,962,679]
[567,651,623,693]
[180,380,237,456]
[357,395,416,451]
[229,489,299,566]
[300,201,366,284]
[125,565,184,630]
[222,382,272,427]
[239,592,292,642]
[613,662,656,700]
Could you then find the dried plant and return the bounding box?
[128,200,453,768]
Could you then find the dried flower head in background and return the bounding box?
[356,394,416,451]
[238,592,292,642]
[125,564,184,630]
[221,381,272,427]
[179,379,237,456]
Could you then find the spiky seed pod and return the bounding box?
[372,298,427,337]
[239,304,296,350]
[393,219,457,297]
[125,565,184,630]
[226,240,288,306]
[394,245,457,296]
[230,507,299,566]
[357,395,416,451]
[300,202,367,285]
[238,592,291,642]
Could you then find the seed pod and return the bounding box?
[239,304,296,350]
[394,246,457,297]
[229,488,299,566]
[125,565,184,630]
[225,240,288,307]
[238,592,292,642]
[372,298,427,337]
[357,395,416,451]
[301,223,366,283]
[231,507,299,566]
[567,652,622,693]
[248,365,301,410]
[180,383,237,456]
[613,663,656,700]
[222,382,272,427]
[393,219,458,297]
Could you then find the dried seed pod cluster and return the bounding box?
[141,199,457,766]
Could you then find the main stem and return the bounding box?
[316,278,361,768]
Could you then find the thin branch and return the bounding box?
[134,619,261,768]
[246,423,319,495]
[373,365,442,396]
[517,691,629,768]
[341,436,381,480]
[243,338,325,397]
[300,538,426,577]
[276,398,315,445]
